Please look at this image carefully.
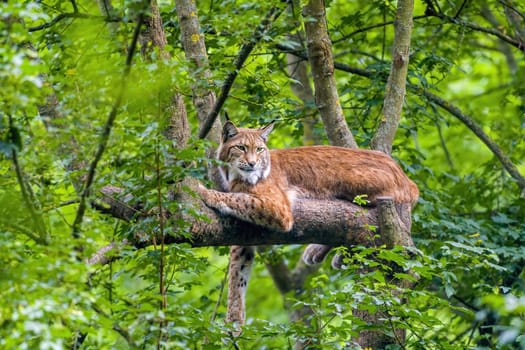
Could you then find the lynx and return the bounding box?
[198,121,419,334]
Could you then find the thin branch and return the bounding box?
[71,13,144,238]
[155,140,168,348]
[416,87,525,193]
[91,303,134,344]
[70,0,79,13]
[198,3,288,140]
[9,117,48,244]
[499,0,525,21]
[0,217,45,244]
[454,0,469,19]
[426,10,525,53]
[332,15,427,45]
[436,121,455,171]
[27,12,121,32]
[209,267,228,324]
[12,148,47,241]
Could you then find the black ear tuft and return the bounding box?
[224,111,230,121]
[259,122,275,142]
[222,121,239,142]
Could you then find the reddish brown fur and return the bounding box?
[270,146,419,206]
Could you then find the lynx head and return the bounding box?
[217,121,274,186]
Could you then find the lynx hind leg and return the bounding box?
[226,245,255,336]
[302,244,333,265]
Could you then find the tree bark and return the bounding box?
[140,0,169,59]
[371,0,414,155]
[302,0,357,148]
[174,0,221,145]
[302,2,416,347]
[287,43,322,146]
[284,1,322,146]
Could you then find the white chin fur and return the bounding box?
[228,165,270,185]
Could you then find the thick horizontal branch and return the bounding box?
[89,183,388,265]
[184,198,380,247]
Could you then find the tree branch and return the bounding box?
[88,182,385,264]
[332,15,428,46]
[371,0,414,154]
[175,0,221,144]
[27,12,121,32]
[417,87,525,193]
[198,3,288,140]
[11,150,48,244]
[426,9,525,53]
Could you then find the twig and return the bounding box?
[210,266,229,324]
[454,0,469,19]
[428,11,525,53]
[417,86,525,193]
[155,141,168,348]
[0,217,44,244]
[70,0,79,13]
[332,15,428,46]
[198,3,288,139]
[9,116,48,244]
[71,13,144,239]
[28,12,121,32]
[385,304,407,350]
[435,121,455,171]
[91,303,134,344]
[499,0,525,21]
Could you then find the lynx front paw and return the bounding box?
[196,182,208,197]
[302,244,332,265]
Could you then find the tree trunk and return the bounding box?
[285,1,322,146]
[362,0,415,347]
[302,0,357,148]
[174,0,221,145]
[371,0,414,155]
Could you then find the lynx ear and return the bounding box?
[222,120,239,142]
[259,122,274,142]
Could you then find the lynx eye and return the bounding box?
[235,145,247,152]
[256,147,265,153]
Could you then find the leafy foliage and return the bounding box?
[1,0,524,349]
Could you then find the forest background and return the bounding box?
[1,0,524,349]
